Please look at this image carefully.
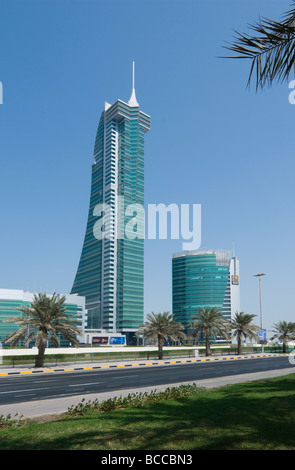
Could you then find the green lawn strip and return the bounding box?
[1,375,295,450]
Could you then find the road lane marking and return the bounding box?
[111,375,139,379]
[33,379,61,383]
[68,382,102,387]
[0,387,48,394]
[14,393,36,398]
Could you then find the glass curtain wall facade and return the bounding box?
[0,297,30,345]
[172,250,240,332]
[71,87,151,339]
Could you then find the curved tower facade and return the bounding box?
[71,65,151,341]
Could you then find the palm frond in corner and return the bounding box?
[222,2,295,90]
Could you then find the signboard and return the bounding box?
[110,336,125,345]
[258,329,267,344]
[92,336,109,345]
[231,275,239,285]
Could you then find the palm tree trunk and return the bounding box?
[205,332,211,356]
[158,334,163,360]
[237,333,242,355]
[35,341,46,368]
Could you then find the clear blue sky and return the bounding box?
[0,0,294,337]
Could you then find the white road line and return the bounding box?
[0,387,48,394]
[33,379,61,383]
[68,382,102,387]
[13,393,36,398]
[111,375,139,379]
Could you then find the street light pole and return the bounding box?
[254,273,266,352]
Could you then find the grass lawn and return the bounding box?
[1,374,295,450]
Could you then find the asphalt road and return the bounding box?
[0,355,293,407]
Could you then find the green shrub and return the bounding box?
[65,383,205,417]
[0,413,25,429]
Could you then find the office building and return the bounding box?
[172,249,240,335]
[0,288,87,347]
[71,63,151,343]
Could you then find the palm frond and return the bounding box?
[3,293,81,347]
[229,312,260,343]
[137,311,186,343]
[4,326,29,347]
[188,307,230,342]
[271,321,295,341]
[222,3,295,90]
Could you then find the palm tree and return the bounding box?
[229,312,260,355]
[188,307,230,356]
[271,321,295,353]
[136,312,186,360]
[223,2,295,90]
[3,293,81,367]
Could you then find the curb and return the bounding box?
[0,353,283,376]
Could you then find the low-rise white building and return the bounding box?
[0,288,87,347]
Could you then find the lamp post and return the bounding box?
[253,273,266,352]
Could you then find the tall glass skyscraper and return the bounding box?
[172,249,240,331]
[71,63,151,342]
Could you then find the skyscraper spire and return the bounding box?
[128,61,139,107]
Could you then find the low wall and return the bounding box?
[1,345,232,357]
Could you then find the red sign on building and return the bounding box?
[92,336,109,345]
